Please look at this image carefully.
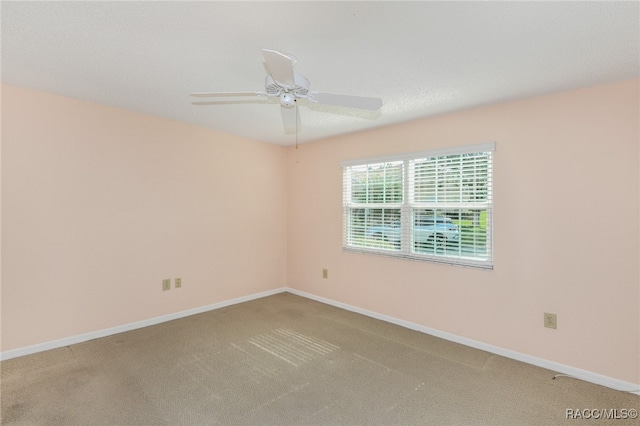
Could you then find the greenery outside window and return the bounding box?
[342,143,494,269]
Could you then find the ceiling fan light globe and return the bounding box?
[280,93,296,108]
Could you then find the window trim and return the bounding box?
[342,142,495,270]
[340,142,496,168]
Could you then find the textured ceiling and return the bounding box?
[2,1,639,146]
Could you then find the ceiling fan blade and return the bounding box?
[281,105,299,134]
[311,92,383,110]
[262,49,295,88]
[192,99,271,106]
[191,91,264,98]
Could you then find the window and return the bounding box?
[342,143,494,269]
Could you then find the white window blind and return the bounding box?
[342,143,494,269]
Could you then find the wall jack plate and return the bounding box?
[544,312,557,329]
[175,278,182,288]
[162,279,171,291]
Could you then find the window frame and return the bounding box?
[342,142,495,269]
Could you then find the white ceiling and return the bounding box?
[2,1,638,146]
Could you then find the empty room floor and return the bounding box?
[1,293,638,425]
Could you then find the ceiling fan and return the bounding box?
[191,49,383,134]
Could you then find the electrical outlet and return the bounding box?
[175,278,182,288]
[544,312,557,329]
[162,279,171,291]
[322,268,328,279]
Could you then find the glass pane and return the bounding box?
[350,162,403,204]
[458,209,489,258]
[412,208,489,259]
[413,159,437,203]
[461,153,491,202]
[413,153,491,203]
[412,209,460,255]
[347,208,401,250]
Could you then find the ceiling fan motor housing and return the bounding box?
[265,74,310,107]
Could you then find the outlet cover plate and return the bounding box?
[544,312,557,329]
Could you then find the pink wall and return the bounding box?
[2,80,639,386]
[286,79,640,384]
[1,85,288,351]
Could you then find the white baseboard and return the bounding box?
[0,287,287,361]
[3,286,638,395]
[286,288,640,395]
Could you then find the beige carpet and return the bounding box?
[1,293,638,425]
